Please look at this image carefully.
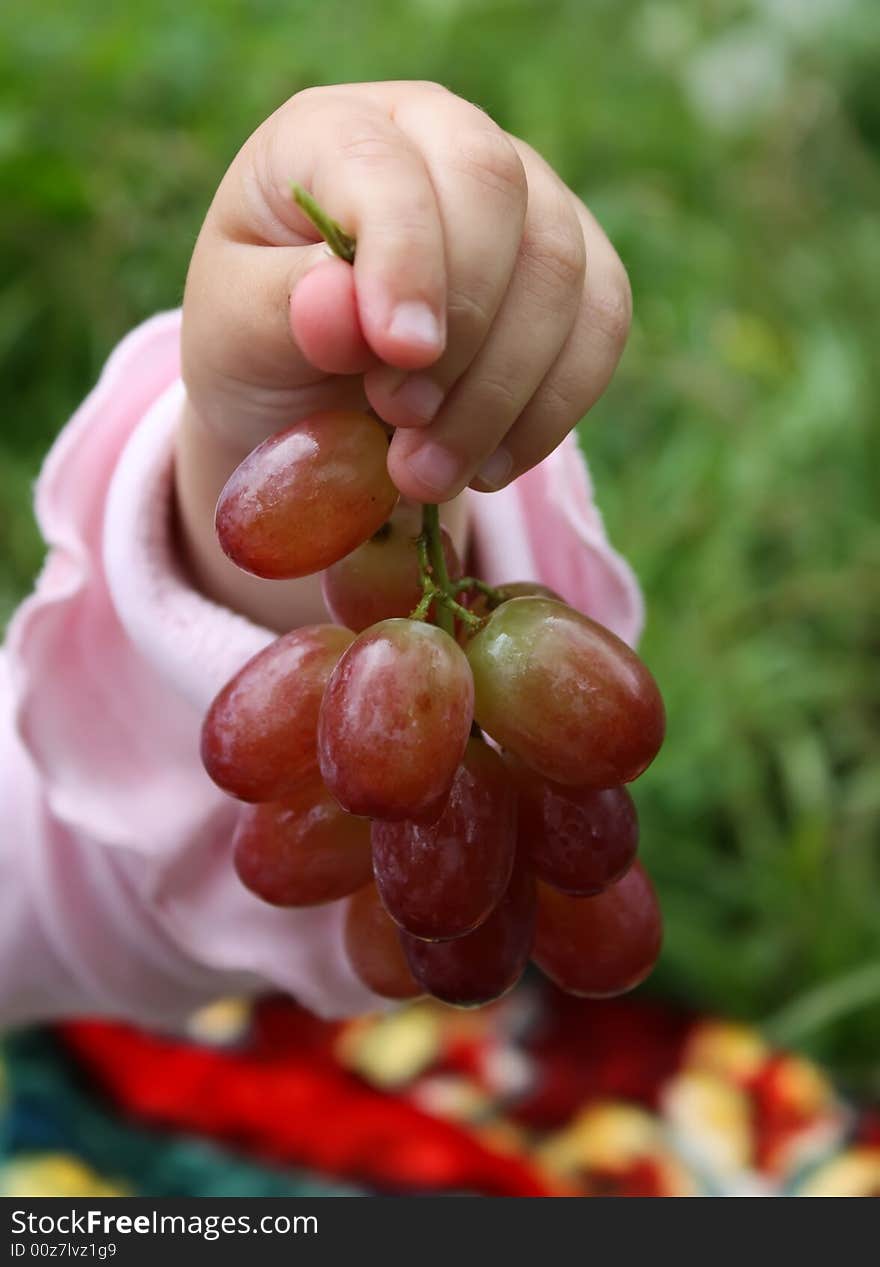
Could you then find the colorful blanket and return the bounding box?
[2,981,877,1197]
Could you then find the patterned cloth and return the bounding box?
[2,981,878,1198]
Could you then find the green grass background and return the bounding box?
[1,0,878,1087]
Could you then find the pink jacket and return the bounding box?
[0,312,642,1029]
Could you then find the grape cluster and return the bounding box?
[201,402,666,1008]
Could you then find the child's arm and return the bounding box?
[0,84,640,1028]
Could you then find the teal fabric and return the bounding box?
[0,1029,363,1197]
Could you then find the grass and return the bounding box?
[1,0,878,1087]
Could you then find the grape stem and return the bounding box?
[453,576,506,605]
[412,525,484,632]
[290,182,488,637]
[421,504,454,635]
[291,184,356,262]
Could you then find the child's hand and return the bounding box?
[176,81,631,626]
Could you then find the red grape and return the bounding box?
[372,737,516,940]
[318,619,474,820]
[322,505,461,631]
[201,625,353,802]
[344,883,423,1000]
[233,777,372,906]
[466,597,665,787]
[533,862,662,997]
[400,855,536,1007]
[507,753,638,895]
[215,411,398,579]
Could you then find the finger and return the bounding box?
[384,149,586,501]
[289,256,374,375]
[363,90,528,432]
[282,92,448,369]
[474,194,632,489]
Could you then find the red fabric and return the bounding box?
[513,991,691,1129]
[747,1055,828,1174]
[856,1111,880,1147]
[60,1009,562,1197]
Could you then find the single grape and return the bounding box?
[372,737,516,940]
[506,752,638,895]
[215,411,398,579]
[466,597,665,787]
[318,619,474,821]
[322,506,461,631]
[533,863,662,997]
[400,854,536,1007]
[201,625,354,802]
[344,883,423,1000]
[233,777,373,907]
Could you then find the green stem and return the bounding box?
[409,589,435,623]
[291,183,356,262]
[422,503,454,635]
[434,589,483,630]
[423,504,451,590]
[454,576,506,606]
[408,581,483,631]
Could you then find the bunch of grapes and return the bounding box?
[199,187,667,1009]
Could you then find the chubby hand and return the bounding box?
[176,81,631,626]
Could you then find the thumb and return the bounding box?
[288,255,375,376]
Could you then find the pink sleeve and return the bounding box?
[0,311,642,1027]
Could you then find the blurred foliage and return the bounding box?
[1,0,878,1086]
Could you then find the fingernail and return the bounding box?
[392,374,444,425]
[405,441,463,494]
[388,301,443,351]
[476,447,513,490]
